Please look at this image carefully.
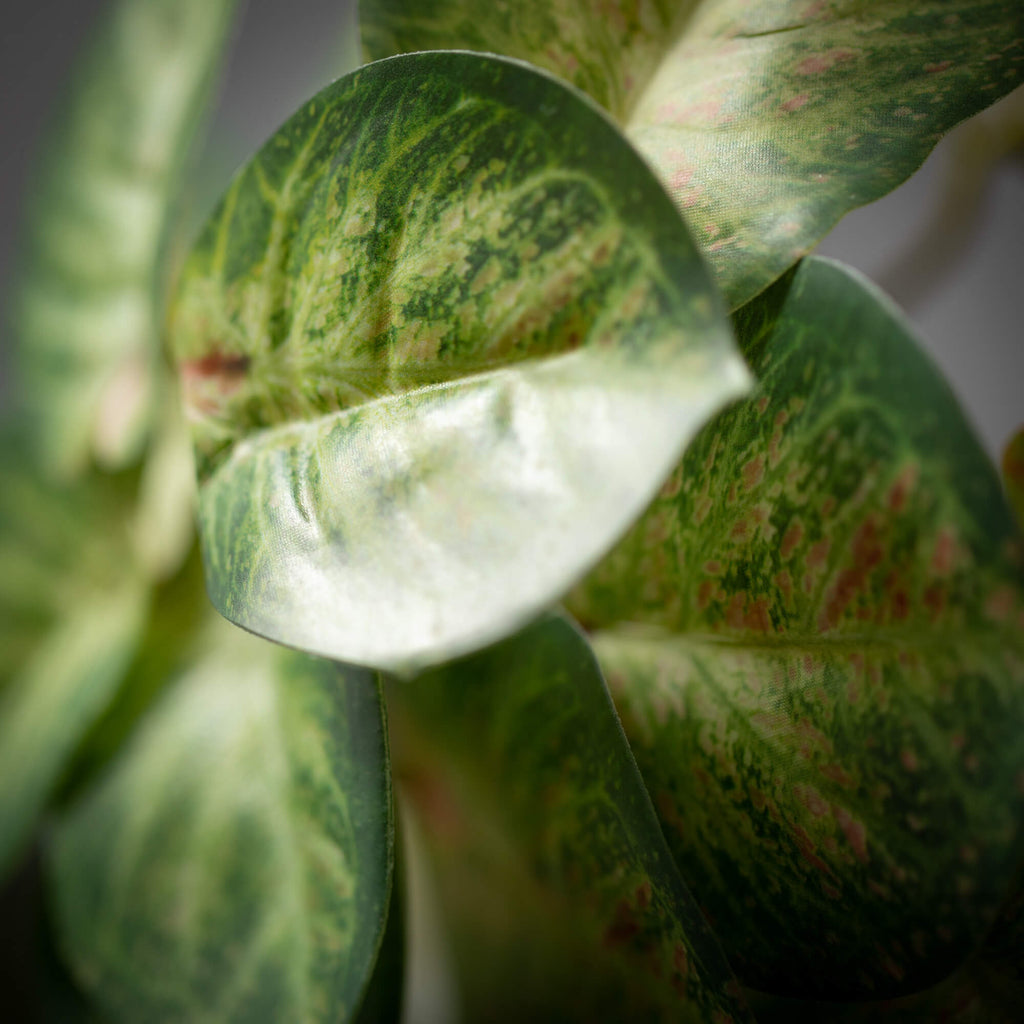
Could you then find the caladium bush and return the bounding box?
[2,0,1023,1021]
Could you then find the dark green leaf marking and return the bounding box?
[361,0,1024,308]
[393,614,752,1022]
[48,619,395,1024]
[171,50,747,671]
[568,257,1024,997]
[15,0,237,478]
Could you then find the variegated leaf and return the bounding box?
[47,618,396,1023]
[15,0,237,478]
[393,613,752,1023]
[0,579,147,878]
[361,0,1024,308]
[0,433,149,876]
[568,257,1024,997]
[170,51,748,671]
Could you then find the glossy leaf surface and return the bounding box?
[569,258,1024,996]
[393,614,752,1023]
[171,50,747,671]
[16,0,237,478]
[362,0,1024,308]
[48,619,395,1023]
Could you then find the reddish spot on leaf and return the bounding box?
[659,472,682,499]
[891,588,909,620]
[725,592,748,628]
[797,55,833,75]
[795,717,834,760]
[744,598,772,633]
[878,949,906,982]
[635,880,651,909]
[742,454,766,490]
[669,165,695,190]
[887,463,918,512]
[797,48,858,76]
[795,783,830,817]
[930,527,957,576]
[793,824,832,874]
[603,899,641,948]
[180,348,251,413]
[834,808,869,863]
[925,60,953,73]
[820,518,884,628]
[781,520,804,559]
[781,93,811,112]
[806,538,830,570]
[924,582,946,619]
[868,879,892,902]
[986,585,1016,621]
[820,764,855,788]
[846,675,861,705]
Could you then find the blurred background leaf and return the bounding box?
[48,619,397,1023]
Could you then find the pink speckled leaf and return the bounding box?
[361,0,1024,308]
[568,257,1024,999]
[393,613,753,1023]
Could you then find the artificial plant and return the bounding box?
[2,0,1023,1021]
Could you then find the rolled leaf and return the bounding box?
[16,0,238,478]
[393,613,752,1023]
[361,0,1024,308]
[170,51,748,671]
[569,257,1024,997]
[47,619,396,1023]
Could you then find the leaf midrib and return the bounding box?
[592,622,1023,657]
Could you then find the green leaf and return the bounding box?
[393,613,753,1023]
[568,257,1024,997]
[170,50,748,672]
[15,0,238,478]
[47,618,396,1024]
[361,0,1024,308]
[1004,426,1024,531]
[0,434,149,876]
[0,578,147,878]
